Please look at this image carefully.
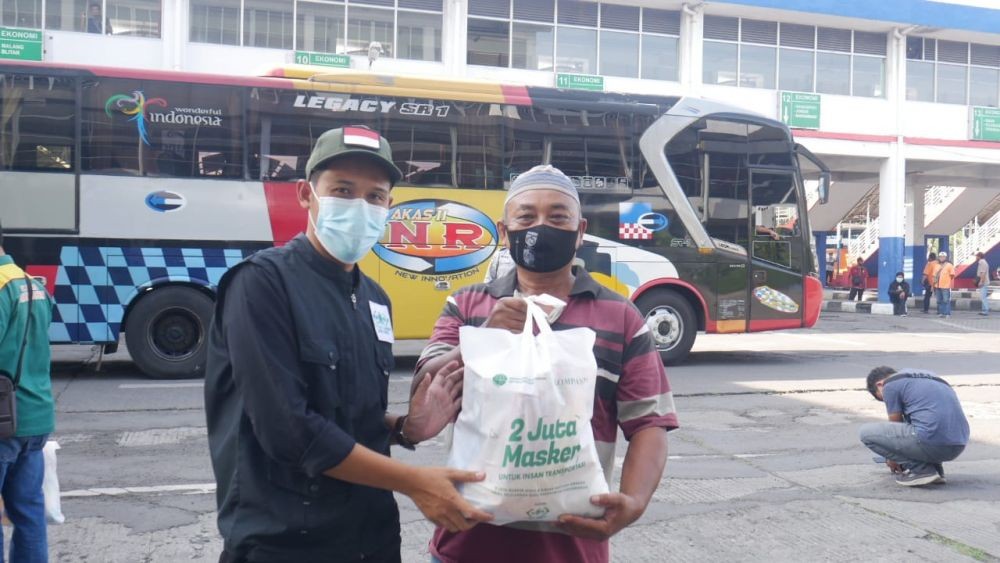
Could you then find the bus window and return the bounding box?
[704,121,750,251]
[750,170,801,272]
[455,103,503,189]
[747,122,794,167]
[548,111,632,192]
[503,107,546,185]
[0,73,75,172]
[248,88,379,181]
[83,78,243,178]
[381,100,455,187]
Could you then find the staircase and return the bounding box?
[954,210,1000,266]
[924,186,965,225]
[848,221,880,262]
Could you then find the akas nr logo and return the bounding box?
[375,200,498,274]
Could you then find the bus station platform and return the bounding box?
[822,286,998,315]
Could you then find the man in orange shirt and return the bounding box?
[935,252,956,318]
[922,252,940,314]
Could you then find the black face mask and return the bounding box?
[505,224,579,273]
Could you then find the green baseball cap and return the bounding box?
[305,126,403,185]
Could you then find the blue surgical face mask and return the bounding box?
[308,183,389,265]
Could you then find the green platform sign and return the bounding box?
[556,73,604,92]
[780,91,821,129]
[0,27,42,62]
[294,51,351,68]
[970,106,1000,142]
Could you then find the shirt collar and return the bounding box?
[486,266,601,299]
[0,255,12,266]
[290,234,360,294]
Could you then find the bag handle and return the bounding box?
[11,274,34,390]
[521,297,555,338]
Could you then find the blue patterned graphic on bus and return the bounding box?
[619,202,667,240]
[48,246,247,344]
[145,190,186,213]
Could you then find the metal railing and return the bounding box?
[924,186,965,225]
[848,221,880,261]
[954,210,1000,266]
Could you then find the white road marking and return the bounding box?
[783,333,866,346]
[118,382,204,389]
[61,483,216,498]
[117,427,206,447]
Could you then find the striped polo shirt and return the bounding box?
[418,268,678,563]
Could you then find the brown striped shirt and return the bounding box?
[419,268,678,563]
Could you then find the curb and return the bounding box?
[824,298,992,314]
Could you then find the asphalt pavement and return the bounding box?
[29,310,1000,562]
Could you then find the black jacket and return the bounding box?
[204,235,399,562]
[888,280,911,301]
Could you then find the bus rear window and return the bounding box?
[0,73,76,172]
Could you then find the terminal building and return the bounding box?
[2,0,999,301]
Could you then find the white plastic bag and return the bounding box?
[449,295,608,524]
[43,440,65,524]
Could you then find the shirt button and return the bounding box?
[309,484,319,492]
[300,530,308,535]
[303,500,311,506]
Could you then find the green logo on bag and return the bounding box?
[526,504,550,519]
[492,374,508,387]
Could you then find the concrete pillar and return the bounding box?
[939,235,950,256]
[815,232,828,287]
[443,0,468,77]
[877,28,907,303]
[678,4,704,96]
[905,182,927,296]
[878,153,906,303]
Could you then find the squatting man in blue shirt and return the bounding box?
[205,126,492,563]
[860,366,970,487]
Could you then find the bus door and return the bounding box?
[747,168,805,330]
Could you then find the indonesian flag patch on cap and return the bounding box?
[343,126,382,150]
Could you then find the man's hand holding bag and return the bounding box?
[447,296,609,525]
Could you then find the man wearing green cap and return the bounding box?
[205,126,492,563]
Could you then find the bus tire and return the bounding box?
[635,289,697,366]
[125,286,214,380]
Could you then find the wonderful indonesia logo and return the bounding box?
[105,90,224,146]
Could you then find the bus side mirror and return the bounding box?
[818,172,831,204]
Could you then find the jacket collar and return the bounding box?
[290,234,360,294]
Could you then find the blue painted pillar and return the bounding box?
[877,150,905,304]
[815,232,829,286]
[912,240,928,297]
[938,235,950,256]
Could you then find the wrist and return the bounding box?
[394,414,420,450]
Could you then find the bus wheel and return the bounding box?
[635,289,696,366]
[125,286,214,379]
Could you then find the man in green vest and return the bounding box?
[0,220,55,560]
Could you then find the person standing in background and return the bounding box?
[975,252,990,316]
[922,252,939,314]
[848,258,868,302]
[935,252,956,318]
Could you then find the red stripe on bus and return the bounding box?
[802,275,823,328]
[263,181,307,246]
[500,85,532,106]
[25,265,58,296]
[0,60,293,89]
[631,278,711,330]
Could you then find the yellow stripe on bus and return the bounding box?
[278,67,511,104]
